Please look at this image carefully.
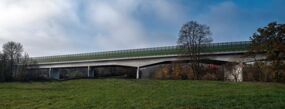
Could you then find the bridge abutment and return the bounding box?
[87,66,90,78]
[136,66,140,79]
[49,68,60,80]
[223,62,243,82]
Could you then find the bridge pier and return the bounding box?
[48,67,52,78]
[48,68,60,80]
[224,62,244,82]
[136,66,140,79]
[87,66,90,78]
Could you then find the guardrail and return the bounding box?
[33,41,250,63]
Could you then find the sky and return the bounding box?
[0,0,284,57]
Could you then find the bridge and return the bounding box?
[32,41,257,80]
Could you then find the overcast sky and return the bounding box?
[0,0,284,57]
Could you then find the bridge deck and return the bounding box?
[33,41,250,63]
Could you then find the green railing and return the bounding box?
[33,41,250,63]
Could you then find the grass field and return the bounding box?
[0,79,285,109]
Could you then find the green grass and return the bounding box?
[0,79,284,109]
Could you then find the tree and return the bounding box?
[249,22,285,82]
[0,41,38,82]
[0,52,6,81]
[177,21,212,80]
[16,53,31,81]
[2,41,23,79]
[0,51,11,81]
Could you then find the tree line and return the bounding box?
[176,21,284,82]
[0,41,37,82]
[246,22,285,82]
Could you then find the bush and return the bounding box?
[154,63,222,80]
[202,73,217,80]
[243,62,285,83]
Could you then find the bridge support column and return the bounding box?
[136,66,140,79]
[48,67,52,79]
[224,62,243,82]
[87,66,90,78]
[49,68,60,80]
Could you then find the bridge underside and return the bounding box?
[34,53,260,68]
[31,53,265,80]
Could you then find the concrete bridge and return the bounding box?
[32,41,260,80]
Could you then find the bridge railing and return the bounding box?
[33,41,250,63]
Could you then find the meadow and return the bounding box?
[0,79,284,109]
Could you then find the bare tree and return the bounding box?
[0,41,38,82]
[177,21,212,80]
[2,41,23,79]
[16,53,30,81]
[0,52,6,81]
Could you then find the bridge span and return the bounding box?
[32,41,259,80]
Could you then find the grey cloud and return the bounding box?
[0,0,185,56]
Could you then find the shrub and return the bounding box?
[202,73,217,80]
[243,62,285,82]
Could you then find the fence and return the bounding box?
[33,41,250,63]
